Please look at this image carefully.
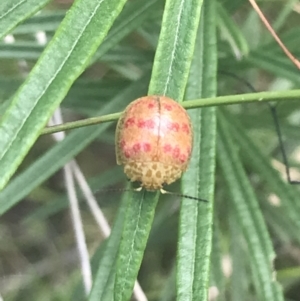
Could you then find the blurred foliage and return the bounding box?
[0,0,300,300]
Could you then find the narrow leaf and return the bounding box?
[148,0,204,100]
[177,0,217,300]
[0,0,127,191]
[227,111,300,244]
[217,111,284,301]
[217,2,249,57]
[114,0,208,299]
[114,190,159,301]
[0,0,50,39]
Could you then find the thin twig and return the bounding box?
[248,0,300,69]
[63,164,93,294]
[50,111,93,295]
[71,161,111,237]
[133,282,148,301]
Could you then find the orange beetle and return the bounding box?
[115,95,193,191]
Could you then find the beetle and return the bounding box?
[115,95,193,192]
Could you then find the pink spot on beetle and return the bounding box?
[120,140,126,149]
[163,144,172,152]
[182,123,190,134]
[132,143,141,153]
[148,102,155,109]
[163,104,172,111]
[167,122,180,132]
[124,149,131,158]
[179,153,187,163]
[125,117,135,128]
[173,146,180,158]
[143,143,151,152]
[137,119,155,129]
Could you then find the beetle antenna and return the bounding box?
[160,189,208,202]
[268,105,300,184]
[218,70,257,93]
[93,187,208,202]
[219,70,300,185]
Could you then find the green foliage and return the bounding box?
[1,0,300,300]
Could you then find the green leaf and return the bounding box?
[267,0,299,38]
[90,0,163,64]
[217,111,284,301]
[0,0,127,191]
[0,75,150,215]
[0,76,131,116]
[148,0,204,100]
[0,0,50,39]
[88,190,128,301]
[246,51,300,85]
[177,0,217,300]
[114,190,160,301]
[210,220,225,301]
[0,41,44,60]
[11,10,66,35]
[0,42,152,65]
[114,0,208,299]
[217,2,249,58]
[229,209,252,301]
[226,110,300,245]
